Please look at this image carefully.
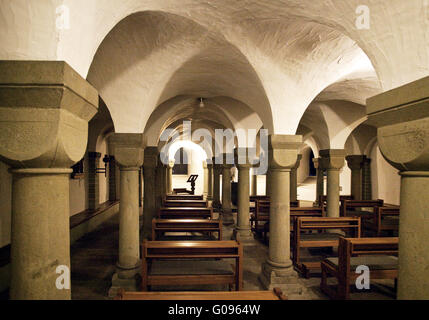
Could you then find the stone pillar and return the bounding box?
[142,147,158,239]
[233,148,253,240]
[212,158,222,209]
[251,167,258,196]
[88,152,101,210]
[221,153,234,225]
[0,61,98,299]
[155,156,165,210]
[290,154,302,202]
[203,161,208,199]
[138,167,143,207]
[259,135,307,297]
[265,170,271,197]
[362,157,372,200]
[367,77,429,299]
[108,155,117,201]
[319,150,346,218]
[207,163,214,201]
[312,158,324,205]
[346,155,365,201]
[167,160,174,194]
[109,134,145,294]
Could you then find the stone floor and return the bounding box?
[70,210,396,300]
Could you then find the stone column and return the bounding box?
[259,135,307,297]
[233,149,253,240]
[108,155,117,201]
[167,160,174,194]
[142,147,158,239]
[362,157,372,200]
[265,169,271,197]
[319,150,346,218]
[88,152,101,210]
[251,166,258,196]
[155,156,165,210]
[346,155,365,201]
[221,153,234,225]
[212,158,222,209]
[203,161,208,199]
[312,158,324,205]
[138,167,143,207]
[207,163,214,201]
[290,154,302,202]
[0,61,98,299]
[109,134,145,295]
[367,77,429,299]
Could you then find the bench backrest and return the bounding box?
[163,199,208,208]
[340,199,384,216]
[250,195,270,202]
[142,240,241,259]
[166,194,204,201]
[294,217,361,237]
[254,200,299,220]
[152,218,222,240]
[158,207,213,219]
[290,206,325,217]
[319,195,353,207]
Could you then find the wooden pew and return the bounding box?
[152,218,222,241]
[115,288,287,300]
[319,195,353,208]
[262,206,326,243]
[163,199,208,208]
[251,200,299,235]
[340,199,384,222]
[141,240,243,291]
[166,194,204,201]
[158,207,213,220]
[292,217,361,278]
[365,205,400,236]
[249,195,269,214]
[320,237,398,299]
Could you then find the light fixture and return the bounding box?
[199,97,205,108]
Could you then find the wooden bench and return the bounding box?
[262,206,326,243]
[163,199,208,208]
[158,207,213,220]
[292,217,361,278]
[365,205,400,236]
[319,195,353,208]
[249,195,270,214]
[340,200,384,225]
[166,194,204,201]
[320,237,398,299]
[250,200,299,235]
[141,240,243,291]
[115,288,287,300]
[152,218,222,241]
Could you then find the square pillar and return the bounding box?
[367,76,429,299]
[346,155,365,201]
[312,158,324,205]
[0,61,98,299]
[142,147,158,239]
[88,152,101,210]
[108,155,117,201]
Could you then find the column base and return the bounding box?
[258,262,310,299]
[108,272,141,298]
[221,209,234,225]
[232,228,254,243]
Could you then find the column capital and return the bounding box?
[234,148,254,169]
[143,146,158,168]
[268,134,302,169]
[346,155,366,170]
[168,160,175,168]
[0,61,98,169]
[292,154,303,170]
[319,149,346,170]
[312,157,320,169]
[367,76,429,171]
[109,133,145,169]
